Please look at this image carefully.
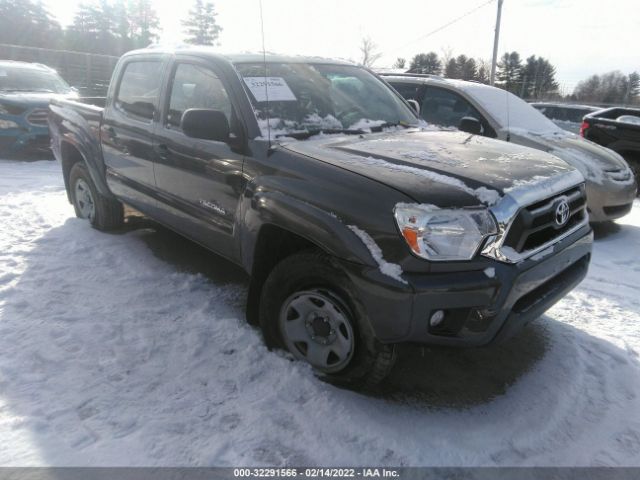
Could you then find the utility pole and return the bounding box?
[490,0,504,86]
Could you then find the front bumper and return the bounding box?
[341,225,592,346]
[586,178,637,222]
[0,114,50,158]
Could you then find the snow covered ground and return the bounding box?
[1,159,639,467]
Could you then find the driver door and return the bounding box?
[153,59,244,259]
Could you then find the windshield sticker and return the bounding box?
[243,77,297,102]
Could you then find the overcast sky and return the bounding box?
[45,0,639,93]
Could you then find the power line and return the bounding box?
[383,0,496,56]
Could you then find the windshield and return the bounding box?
[464,84,561,134]
[234,62,418,138]
[0,66,72,94]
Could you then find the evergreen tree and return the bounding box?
[182,0,222,46]
[65,2,102,52]
[0,0,63,48]
[113,0,134,53]
[496,51,523,94]
[130,0,161,48]
[408,52,441,75]
[519,55,559,99]
[444,58,459,79]
[457,55,477,81]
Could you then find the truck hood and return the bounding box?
[508,128,630,184]
[282,129,575,207]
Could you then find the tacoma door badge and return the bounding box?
[199,199,226,216]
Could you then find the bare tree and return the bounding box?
[440,45,454,66]
[359,37,382,68]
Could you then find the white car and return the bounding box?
[382,73,637,222]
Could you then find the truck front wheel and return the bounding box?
[69,163,124,230]
[259,250,396,388]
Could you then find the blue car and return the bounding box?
[1,61,78,158]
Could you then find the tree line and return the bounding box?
[390,50,559,100]
[387,49,639,105]
[0,0,222,57]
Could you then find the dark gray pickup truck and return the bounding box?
[49,47,593,386]
[581,107,640,190]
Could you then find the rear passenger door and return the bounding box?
[102,57,166,209]
[152,58,245,259]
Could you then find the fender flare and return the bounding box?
[51,103,113,198]
[237,189,378,274]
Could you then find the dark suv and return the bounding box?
[49,48,593,386]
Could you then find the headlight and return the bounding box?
[394,203,497,261]
[0,119,20,129]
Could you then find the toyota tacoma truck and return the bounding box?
[49,48,593,387]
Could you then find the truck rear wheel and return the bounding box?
[259,250,396,388]
[69,163,124,230]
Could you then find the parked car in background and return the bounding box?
[0,60,77,158]
[581,107,640,191]
[383,73,637,222]
[49,48,593,386]
[531,102,599,134]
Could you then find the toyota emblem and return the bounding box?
[555,199,570,226]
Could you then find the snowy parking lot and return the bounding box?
[1,159,639,466]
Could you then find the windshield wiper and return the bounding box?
[275,128,366,140]
[368,121,416,132]
[275,122,419,140]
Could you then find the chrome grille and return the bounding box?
[502,185,587,254]
[27,108,49,126]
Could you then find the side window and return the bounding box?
[390,82,424,103]
[166,63,232,129]
[115,61,163,121]
[421,86,483,129]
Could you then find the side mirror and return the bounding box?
[459,116,482,135]
[181,108,230,142]
[406,99,420,115]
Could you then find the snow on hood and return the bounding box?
[283,129,573,207]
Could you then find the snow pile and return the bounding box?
[350,155,501,206]
[1,160,640,467]
[347,225,406,285]
[347,119,387,131]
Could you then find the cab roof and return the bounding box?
[126,45,354,66]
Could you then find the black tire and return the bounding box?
[259,250,396,388]
[68,162,124,230]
